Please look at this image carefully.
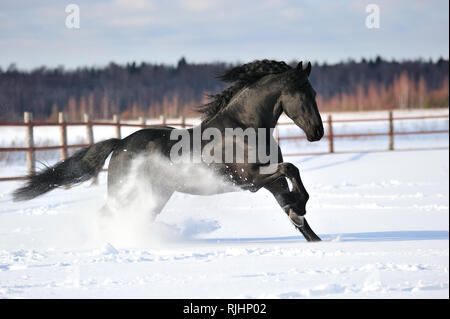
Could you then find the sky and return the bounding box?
[0,0,448,70]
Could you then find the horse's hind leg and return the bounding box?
[264,177,321,242]
[146,187,174,222]
[104,181,173,220]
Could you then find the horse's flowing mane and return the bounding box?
[197,60,292,120]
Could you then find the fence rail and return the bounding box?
[0,111,448,182]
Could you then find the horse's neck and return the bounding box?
[216,83,283,130]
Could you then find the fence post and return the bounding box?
[180,116,186,128]
[389,111,394,151]
[328,114,334,153]
[113,114,121,139]
[139,116,146,129]
[160,114,166,126]
[84,113,98,185]
[84,113,94,146]
[24,112,35,175]
[58,112,68,161]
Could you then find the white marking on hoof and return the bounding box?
[289,209,305,228]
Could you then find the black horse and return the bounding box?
[13,60,324,242]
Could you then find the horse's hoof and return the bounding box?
[289,208,305,227]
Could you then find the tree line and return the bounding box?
[0,56,448,122]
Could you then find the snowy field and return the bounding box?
[0,109,448,298]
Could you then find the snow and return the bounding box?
[0,110,448,298]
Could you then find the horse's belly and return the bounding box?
[148,160,240,195]
[161,167,240,195]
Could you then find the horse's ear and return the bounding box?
[296,61,303,71]
[305,61,312,76]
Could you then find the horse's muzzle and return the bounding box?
[307,136,321,142]
[306,127,324,142]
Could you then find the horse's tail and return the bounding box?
[12,138,121,201]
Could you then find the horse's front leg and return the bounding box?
[264,178,321,242]
[250,162,321,242]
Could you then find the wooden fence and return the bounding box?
[0,111,448,182]
[275,112,449,157]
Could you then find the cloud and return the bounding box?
[280,7,304,20]
[0,0,448,69]
[112,0,155,12]
[107,17,153,27]
[179,0,216,12]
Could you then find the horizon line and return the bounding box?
[2,55,449,73]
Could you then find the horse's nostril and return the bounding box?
[313,127,324,140]
[307,128,323,142]
[318,127,324,138]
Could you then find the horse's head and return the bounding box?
[280,61,324,142]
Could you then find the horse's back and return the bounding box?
[118,126,176,153]
[106,127,175,189]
